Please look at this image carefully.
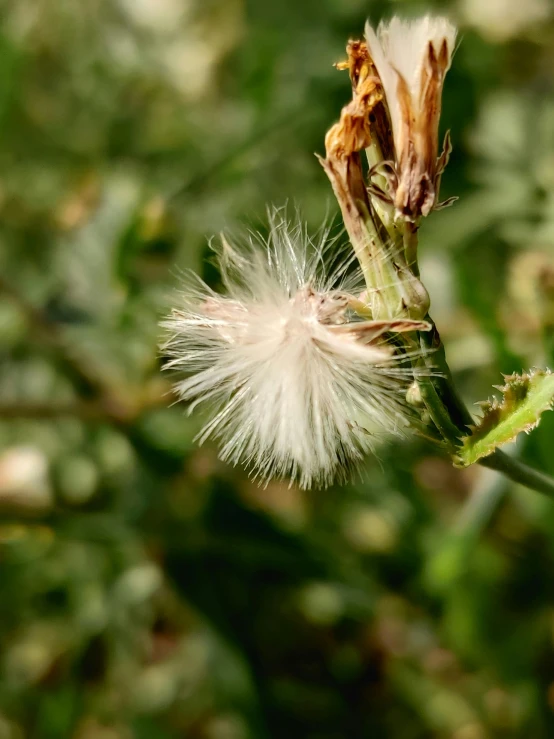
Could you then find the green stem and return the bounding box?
[419,322,554,497]
[399,252,554,499]
[421,331,554,497]
[480,449,554,498]
[418,322,474,431]
[326,126,554,500]
[403,220,420,272]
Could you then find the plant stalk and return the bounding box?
[480,450,554,498]
[322,44,554,499]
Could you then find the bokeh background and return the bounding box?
[3,0,554,736]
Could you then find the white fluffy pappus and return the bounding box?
[161,211,428,489]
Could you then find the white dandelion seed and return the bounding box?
[365,15,457,219]
[161,210,429,489]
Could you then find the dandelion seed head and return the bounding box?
[162,210,423,489]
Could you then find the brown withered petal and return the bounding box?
[365,16,457,220]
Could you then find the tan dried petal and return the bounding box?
[365,16,457,220]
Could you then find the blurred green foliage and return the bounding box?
[3,0,554,736]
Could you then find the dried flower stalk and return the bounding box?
[163,14,554,497]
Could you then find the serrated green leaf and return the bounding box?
[457,369,554,466]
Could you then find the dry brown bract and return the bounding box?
[325,40,384,161]
[318,41,386,263]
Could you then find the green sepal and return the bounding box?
[457,369,554,467]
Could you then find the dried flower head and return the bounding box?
[162,210,429,488]
[365,16,457,220]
